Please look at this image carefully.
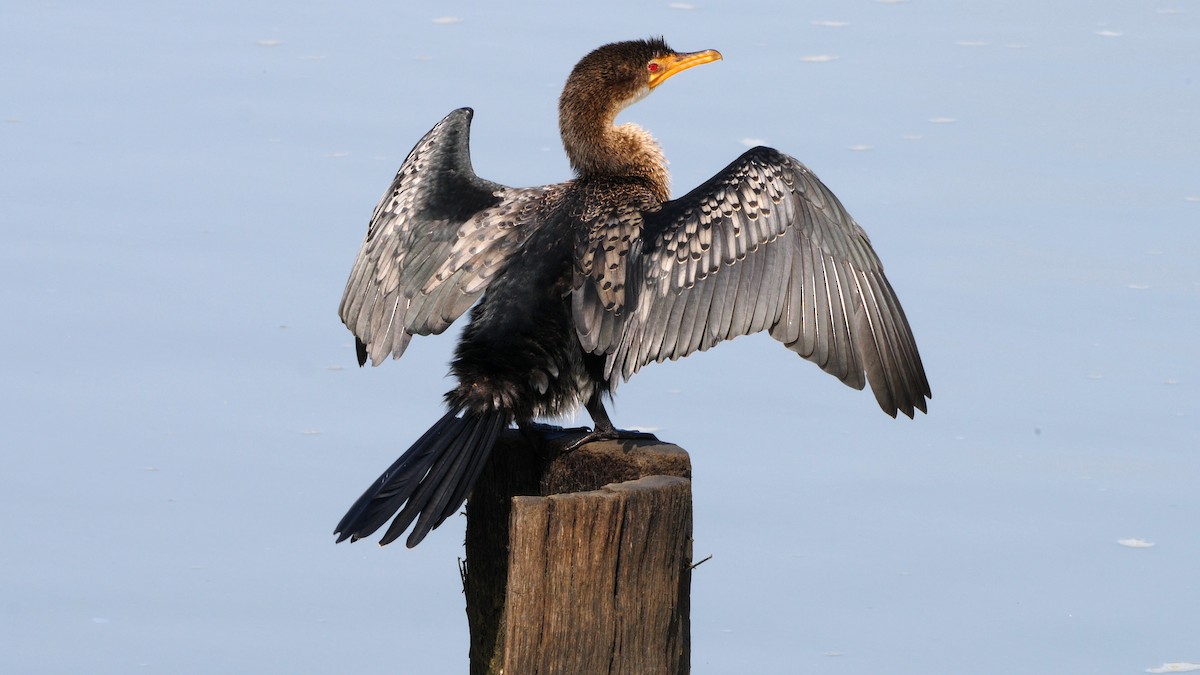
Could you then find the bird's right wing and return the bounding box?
[591,146,930,418]
[339,108,548,366]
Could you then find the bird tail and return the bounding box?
[334,407,508,548]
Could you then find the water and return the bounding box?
[3,1,1197,673]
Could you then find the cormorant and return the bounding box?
[334,38,930,548]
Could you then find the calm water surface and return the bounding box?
[2,1,1196,673]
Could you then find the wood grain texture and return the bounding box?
[464,430,692,675]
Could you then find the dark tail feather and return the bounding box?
[333,409,461,541]
[333,408,507,548]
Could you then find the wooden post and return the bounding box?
[463,429,693,675]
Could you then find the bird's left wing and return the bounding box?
[578,146,930,418]
[340,108,548,366]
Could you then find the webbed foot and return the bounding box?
[563,426,659,452]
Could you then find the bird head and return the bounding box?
[562,38,723,114]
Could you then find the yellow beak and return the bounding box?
[648,49,723,89]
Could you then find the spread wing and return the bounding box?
[576,146,931,418]
[339,108,547,366]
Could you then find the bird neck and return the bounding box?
[559,99,670,202]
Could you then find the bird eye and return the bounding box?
[648,62,661,72]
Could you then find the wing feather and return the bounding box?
[338,108,548,365]
[579,146,930,417]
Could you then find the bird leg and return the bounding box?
[562,392,659,452]
[585,392,616,434]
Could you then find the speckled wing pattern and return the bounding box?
[572,183,657,362]
[577,146,931,418]
[339,108,546,366]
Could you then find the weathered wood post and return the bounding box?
[463,429,693,675]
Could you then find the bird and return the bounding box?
[334,38,930,548]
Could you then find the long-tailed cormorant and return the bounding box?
[334,38,930,547]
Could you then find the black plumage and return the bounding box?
[334,39,931,547]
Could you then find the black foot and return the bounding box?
[519,421,592,436]
[518,421,592,441]
[516,421,593,460]
[563,427,659,452]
